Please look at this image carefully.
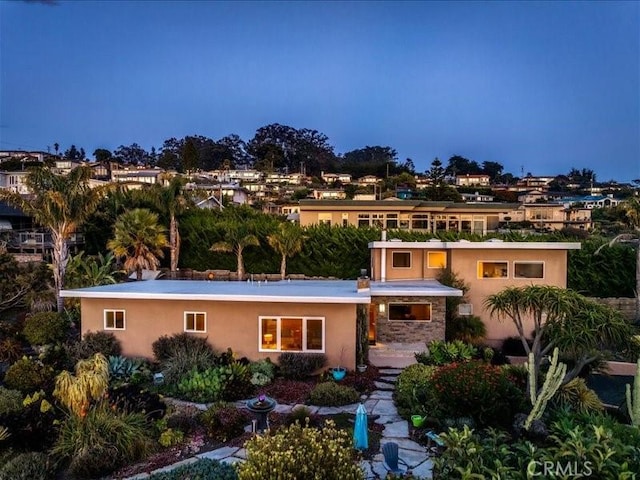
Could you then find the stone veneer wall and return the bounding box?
[589,297,637,322]
[373,296,446,344]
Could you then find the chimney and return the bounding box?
[357,273,370,293]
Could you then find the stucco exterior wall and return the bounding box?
[371,248,447,281]
[80,298,357,369]
[372,296,446,344]
[450,249,568,344]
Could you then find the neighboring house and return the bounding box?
[0,171,30,194]
[455,174,490,187]
[517,190,547,204]
[321,172,352,184]
[461,192,494,203]
[311,189,347,200]
[60,238,579,365]
[191,183,250,206]
[356,175,380,186]
[298,199,518,234]
[502,204,592,230]
[516,175,556,190]
[111,168,163,185]
[556,194,622,209]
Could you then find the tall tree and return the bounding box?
[485,285,633,390]
[113,143,149,166]
[0,166,107,311]
[64,145,85,161]
[147,177,190,273]
[445,155,481,177]
[107,208,168,281]
[340,146,399,178]
[93,148,113,164]
[210,221,260,280]
[481,161,504,182]
[181,138,199,174]
[267,223,305,279]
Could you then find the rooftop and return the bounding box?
[60,279,370,304]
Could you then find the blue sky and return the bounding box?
[1,1,638,182]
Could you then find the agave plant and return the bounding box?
[108,355,144,382]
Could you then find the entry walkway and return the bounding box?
[124,367,433,479]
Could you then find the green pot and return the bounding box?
[411,415,426,428]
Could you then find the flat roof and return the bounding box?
[298,199,519,210]
[368,240,581,250]
[60,279,370,304]
[371,280,463,297]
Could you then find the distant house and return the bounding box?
[0,171,30,194]
[356,175,380,186]
[321,172,352,184]
[557,194,622,209]
[61,238,579,365]
[311,189,346,200]
[111,168,163,185]
[455,174,490,187]
[502,204,592,230]
[461,192,494,203]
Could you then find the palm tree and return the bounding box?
[0,166,107,311]
[267,223,305,279]
[210,221,259,280]
[107,208,168,281]
[147,176,190,274]
[66,251,120,288]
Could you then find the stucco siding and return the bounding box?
[80,298,357,369]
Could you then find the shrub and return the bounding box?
[500,336,530,357]
[553,377,604,413]
[109,384,167,420]
[430,361,526,428]
[153,333,217,383]
[52,403,152,479]
[158,428,184,448]
[237,421,364,480]
[261,379,315,405]
[200,402,250,442]
[4,357,53,394]
[0,387,22,415]
[285,405,320,427]
[53,354,109,416]
[249,359,276,386]
[176,363,252,403]
[416,340,478,366]
[445,316,486,344]
[0,451,53,480]
[278,352,327,380]
[0,337,24,363]
[72,331,122,360]
[108,355,148,385]
[395,363,438,418]
[0,395,59,451]
[147,458,238,480]
[309,382,359,406]
[22,312,68,346]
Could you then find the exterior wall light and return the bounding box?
[378,304,386,313]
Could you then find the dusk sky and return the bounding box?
[1,1,638,182]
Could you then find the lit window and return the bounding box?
[427,251,446,269]
[514,262,544,279]
[389,303,431,322]
[259,316,324,352]
[104,310,125,330]
[392,251,411,268]
[478,261,508,278]
[184,312,206,332]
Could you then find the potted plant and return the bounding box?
[357,364,368,373]
[331,347,347,381]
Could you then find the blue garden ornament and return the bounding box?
[353,403,368,450]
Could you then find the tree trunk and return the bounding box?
[280,255,286,280]
[237,247,244,281]
[51,231,69,313]
[169,215,178,272]
[136,266,142,281]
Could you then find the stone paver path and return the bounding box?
[123,367,433,479]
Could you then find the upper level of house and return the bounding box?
[455,174,490,187]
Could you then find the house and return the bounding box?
[0,171,30,194]
[60,238,579,366]
[455,174,490,187]
[298,199,518,234]
[501,204,592,230]
[460,192,494,203]
[367,237,581,346]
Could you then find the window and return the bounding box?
[357,214,370,228]
[514,262,544,279]
[372,214,384,228]
[184,312,206,332]
[386,214,398,229]
[341,213,349,227]
[389,303,432,322]
[392,251,411,268]
[399,214,410,230]
[458,303,473,316]
[104,310,125,330]
[318,213,332,225]
[478,261,508,278]
[259,316,324,352]
[427,251,447,269]
[411,214,429,230]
